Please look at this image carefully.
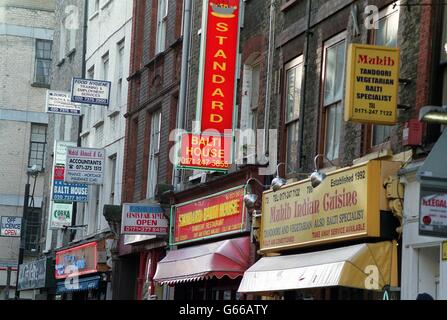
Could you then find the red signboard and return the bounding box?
[54,166,65,181]
[178,133,232,171]
[178,1,241,172]
[200,0,240,133]
[172,187,247,245]
[55,242,97,279]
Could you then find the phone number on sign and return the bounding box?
[180,157,230,168]
[124,226,168,233]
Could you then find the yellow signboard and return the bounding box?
[345,44,400,125]
[260,160,400,253]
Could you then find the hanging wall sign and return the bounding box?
[121,203,169,236]
[55,141,77,166]
[52,166,88,202]
[50,202,73,229]
[178,0,242,172]
[345,44,400,125]
[65,147,105,185]
[71,78,111,106]
[46,90,82,116]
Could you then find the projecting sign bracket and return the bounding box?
[398,78,412,85]
[397,104,411,110]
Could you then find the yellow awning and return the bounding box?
[238,241,398,293]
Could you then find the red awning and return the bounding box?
[153,236,250,285]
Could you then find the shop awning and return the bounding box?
[153,236,250,285]
[56,275,101,294]
[238,241,398,293]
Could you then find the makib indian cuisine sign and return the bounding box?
[178,0,241,171]
[345,44,400,125]
[261,160,400,252]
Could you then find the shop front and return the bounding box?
[54,240,111,300]
[17,257,55,300]
[238,160,402,300]
[400,129,447,300]
[154,182,257,300]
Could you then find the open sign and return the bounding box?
[3,229,18,236]
[1,216,22,237]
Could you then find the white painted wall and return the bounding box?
[76,0,132,239]
[400,169,447,300]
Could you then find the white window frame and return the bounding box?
[284,55,303,175]
[147,110,162,199]
[59,20,67,60]
[155,0,168,54]
[116,40,125,108]
[109,154,117,204]
[322,31,347,162]
[371,3,400,147]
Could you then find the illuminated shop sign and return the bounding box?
[179,0,241,171]
[171,186,248,245]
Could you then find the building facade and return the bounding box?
[0,0,55,300]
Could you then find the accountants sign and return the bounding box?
[260,160,400,252]
[65,147,105,185]
[345,44,400,125]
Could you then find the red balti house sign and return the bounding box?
[178,0,241,171]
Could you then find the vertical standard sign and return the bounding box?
[345,44,400,125]
[178,1,241,171]
[65,147,105,185]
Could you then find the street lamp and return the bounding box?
[310,154,336,188]
[14,165,40,299]
[243,178,268,210]
[419,105,447,124]
[271,163,287,192]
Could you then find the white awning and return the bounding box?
[238,241,398,293]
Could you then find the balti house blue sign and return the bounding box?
[53,166,88,202]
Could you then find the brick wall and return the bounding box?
[272,0,427,173]
[123,0,183,203]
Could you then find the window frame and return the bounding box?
[109,154,117,204]
[155,0,168,54]
[116,40,125,108]
[147,110,162,199]
[319,31,347,165]
[283,55,304,176]
[34,39,52,86]
[28,123,48,171]
[363,3,400,153]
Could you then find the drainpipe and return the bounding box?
[298,0,312,170]
[173,0,192,190]
[70,0,89,241]
[262,0,276,164]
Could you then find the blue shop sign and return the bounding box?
[53,180,88,202]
